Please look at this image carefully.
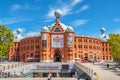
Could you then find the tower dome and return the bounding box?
[42,26,50,32]
[14,28,23,42]
[100,27,106,34]
[99,27,109,41]
[54,9,62,22]
[66,25,74,32]
[17,28,22,34]
[54,9,62,18]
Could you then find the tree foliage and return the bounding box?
[0,25,14,58]
[108,34,120,59]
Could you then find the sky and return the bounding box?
[0,0,120,37]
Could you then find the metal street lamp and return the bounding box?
[1,36,4,62]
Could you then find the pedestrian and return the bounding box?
[8,72,10,78]
[1,72,4,78]
[47,72,52,80]
[4,72,7,78]
[93,61,95,64]
[107,64,109,68]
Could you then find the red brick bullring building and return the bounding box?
[8,11,112,62]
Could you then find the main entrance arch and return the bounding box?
[54,49,61,62]
[84,53,88,61]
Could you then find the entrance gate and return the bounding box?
[54,49,61,62]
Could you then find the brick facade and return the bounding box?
[8,22,112,62]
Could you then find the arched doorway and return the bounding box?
[84,53,88,61]
[54,49,61,62]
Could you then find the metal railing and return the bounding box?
[0,62,30,71]
[75,62,94,77]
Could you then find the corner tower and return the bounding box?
[65,25,75,62]
[40,25,51,62]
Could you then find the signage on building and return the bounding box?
[42,34,46,40]
[42,33,46,47]
[51,35,64,48]
[68,33,72,47]
[36,65,62,70]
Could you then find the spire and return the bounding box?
[44,21,46,26]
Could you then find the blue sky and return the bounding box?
[0,0,120,37]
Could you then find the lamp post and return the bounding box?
[1,37,4,62]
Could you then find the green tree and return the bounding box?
[108,34,120,67]
[0,25,14,59]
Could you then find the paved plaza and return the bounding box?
[82,62,120,80]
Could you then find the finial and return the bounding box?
[17,28,22,34]
[54,9,62,22]
[100,27,106,34]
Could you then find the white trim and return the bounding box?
[40,60,75,62]
[40,60,53,62]
[61,60,75,62]
[65,60,75,62]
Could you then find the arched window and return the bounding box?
[54,28,61,32]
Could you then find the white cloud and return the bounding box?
[46,0,83,18]
[72,0,83,6]
[11,4,21,11]
[25,31,40,37]
[47,7,56,18]
[76,5,89,13]
[0,17,31,25]
[10,3,40,12]
[113,18,120,22]
[11,3,30,11]
[72,19,88,26]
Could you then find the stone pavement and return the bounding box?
[82,63,120,80]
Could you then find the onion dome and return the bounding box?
[17,28,22,34]
[99,34,109,41]
[60,22,68,31]
[100,27,106,34]
[54,9,62,22]
[66,25,74,32]
[54,9,62,18]
[14,28,23,42]
[99,27,109,41]
[42,26,50,32]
